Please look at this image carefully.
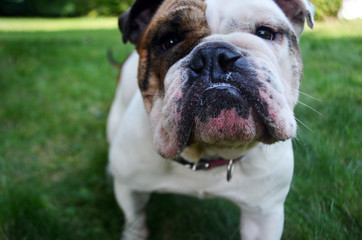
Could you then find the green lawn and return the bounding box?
[0,18,361,240]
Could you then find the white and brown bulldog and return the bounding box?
[107,0,314,239]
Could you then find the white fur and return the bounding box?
[107,0,313,239]
[109,85,294,239]
[107,52,139,143]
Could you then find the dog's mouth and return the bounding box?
[177,70,276,152]
[204,82,239,93]
[199,83,248,120]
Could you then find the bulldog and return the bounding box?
[107,0,314,239]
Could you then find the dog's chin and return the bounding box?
[193,107,265,144]
[192,105,295,147]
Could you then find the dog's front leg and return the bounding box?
[240,205,284,240]
[114,181,150,240]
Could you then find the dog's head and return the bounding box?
[119,0,314,160]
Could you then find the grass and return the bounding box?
[0,18,361,240]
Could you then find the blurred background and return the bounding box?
[0,0,357,19]
[0,0,133,17]
[0,0,361,240]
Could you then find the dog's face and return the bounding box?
[119,0,314,160]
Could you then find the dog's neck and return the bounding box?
[172,155,244,181]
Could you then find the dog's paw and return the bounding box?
[121,227,148,240]
[121,214,149,240]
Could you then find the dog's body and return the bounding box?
[107,0,314,239]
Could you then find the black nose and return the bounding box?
[189,42,241,78]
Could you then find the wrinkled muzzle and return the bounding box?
[151,42,297,159]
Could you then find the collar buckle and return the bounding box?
[226,159,235,182]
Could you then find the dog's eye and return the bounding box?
[161,35,180,51]
[256,27,276,40]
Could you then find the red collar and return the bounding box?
[173,155,244,181]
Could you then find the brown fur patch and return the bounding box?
[136,0,210,112]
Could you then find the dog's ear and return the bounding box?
[119,0,164,45]
[274,0,314,36]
